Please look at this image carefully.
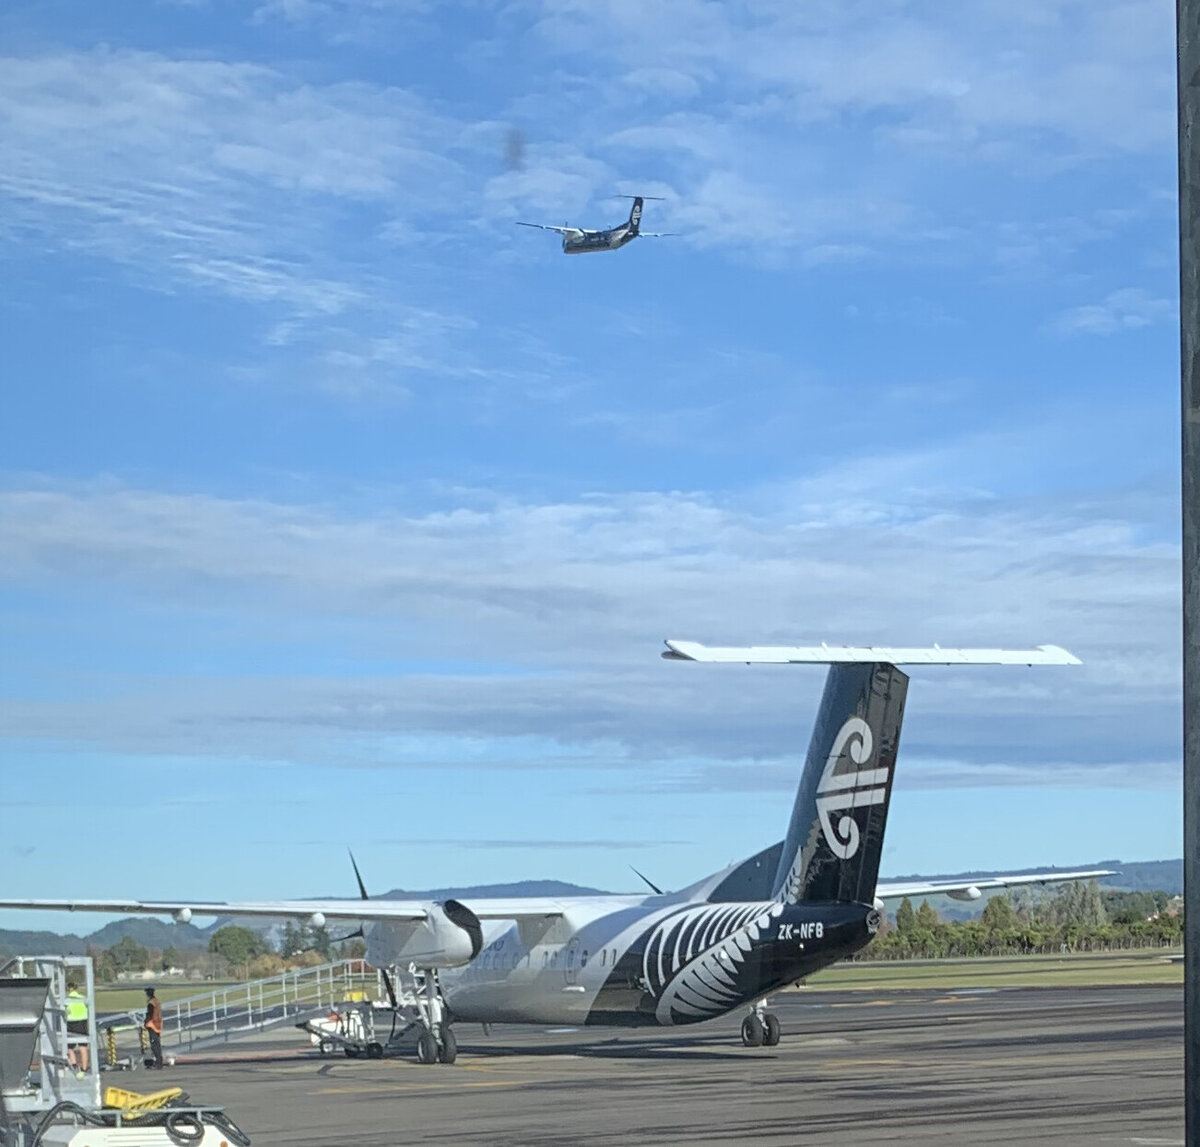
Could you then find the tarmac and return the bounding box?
[155,985,1182,1145]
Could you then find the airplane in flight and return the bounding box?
[516,195,675,254]
[0,640,1110,1066]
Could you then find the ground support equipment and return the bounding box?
[0,956,251,1146]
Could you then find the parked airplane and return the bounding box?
[0,640,1109,1066]
[516,195,674,254]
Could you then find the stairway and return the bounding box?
[100,959,385,1054]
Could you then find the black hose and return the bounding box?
[31,1101,112,1146]
[205,1108,253,1147]
[136,1104,251,1147]
[163,1110,205,1143]
[33,1096,249,1147]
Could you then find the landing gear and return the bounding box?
[741,1005,781,1048]
[416,1031,439,1065]
[406,965,458,1066]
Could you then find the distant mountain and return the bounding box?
[85,918,210,950]
[1097,859,1182,895]
[0,917,210,959]
[0,929,89,959]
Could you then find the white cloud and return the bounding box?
[530,0,1174,155]
[1049,288,1175,336]
[0,447,1179,784]
[0,47,498,391]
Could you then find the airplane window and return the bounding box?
[600,950,606,966]
[581,950,588,968]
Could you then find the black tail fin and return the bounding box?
[771,662,908,905]
[627,196,643,234]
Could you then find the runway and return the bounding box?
[168,985,1183,1145]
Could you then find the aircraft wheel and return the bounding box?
[740,1013,764,1048]
[416,1032,439,1065]
[343,1046,360,1059]
[438,1029,458,1065]
[762,1014,781,1047]
[366,1041,384,1059]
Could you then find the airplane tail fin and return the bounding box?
[663,639,1079,907]
[771,663,908,905]
[627,196,644,234]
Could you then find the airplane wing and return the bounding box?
[515,222,579,235]
[0,896,567,923]
[875,869,1115,901]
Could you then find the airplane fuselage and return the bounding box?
[366,897,878,1027]
[562,223,638,254]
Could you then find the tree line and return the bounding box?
[89,921,367,982]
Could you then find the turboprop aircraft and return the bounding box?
[516,195,675,254]
[0,640,1110,1066]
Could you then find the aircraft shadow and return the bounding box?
[460,1035,755,1063]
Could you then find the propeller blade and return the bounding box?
[329,926,365,944]
[349,849,370,901]
[630,865,664,896]
[346,851,399,1011]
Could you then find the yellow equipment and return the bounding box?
[102,1084,185,1117]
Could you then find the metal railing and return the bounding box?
[102,960,384,1053]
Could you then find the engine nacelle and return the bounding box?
[946,885,982,902]
[366,900,484,970]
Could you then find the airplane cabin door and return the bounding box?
[564,938,580,985]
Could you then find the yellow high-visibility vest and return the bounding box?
[66,991,89,1022]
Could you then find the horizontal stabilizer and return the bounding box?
[877,869,1116,900]
[663,640,1080,666]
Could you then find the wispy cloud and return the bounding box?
[0,438,1179,785]
[1048,288,1175,336]
[0,47,514,398]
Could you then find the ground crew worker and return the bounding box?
[143,986,164,1069]
[65,980,89,1074]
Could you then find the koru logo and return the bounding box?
[815,716,889,859]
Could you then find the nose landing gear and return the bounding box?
[410,965,457,1066]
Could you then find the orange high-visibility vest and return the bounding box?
[144,998,163,1034]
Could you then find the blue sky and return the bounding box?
[0,0,1183,931]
